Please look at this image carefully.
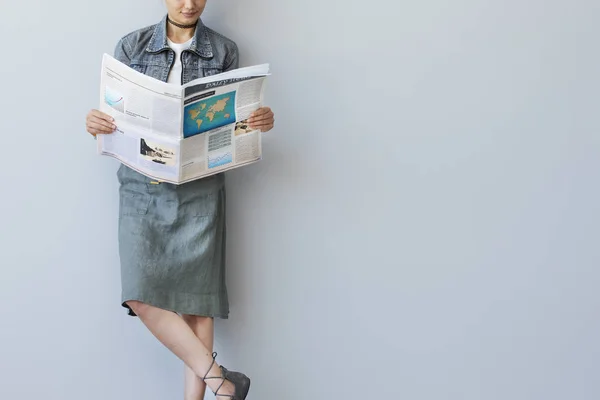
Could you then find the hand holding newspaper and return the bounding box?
[96,54,270,184]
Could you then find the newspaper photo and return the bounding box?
[96,53,270,184]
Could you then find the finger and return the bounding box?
[249,112,274,121]
[249,120,274,128]
[87,128,111,136]
[249,117,274,127]
[249,107,270,119]
[254,107,270,115]
[248,112,274,124]
[88,127,111,136]
[90,109,114,120]
[87,110,115,124]
[89,117,116,131]
[88,121,115,134]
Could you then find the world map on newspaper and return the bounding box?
[183,91,237,138]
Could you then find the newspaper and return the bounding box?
[96,53,269,184]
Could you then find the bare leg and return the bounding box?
[182,315,214,400]
[126,301,234,397]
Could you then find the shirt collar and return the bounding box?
[146,14,214,58]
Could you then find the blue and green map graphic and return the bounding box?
[183,92,236,138]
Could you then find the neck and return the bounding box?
[166,16,197,43]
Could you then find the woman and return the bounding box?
[85,1,275,399]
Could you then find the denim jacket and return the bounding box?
[113,14,239,84]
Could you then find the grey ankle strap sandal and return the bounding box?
[202,352,251,400]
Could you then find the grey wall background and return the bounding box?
[0,0,598,399]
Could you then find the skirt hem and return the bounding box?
[121,288,229,319]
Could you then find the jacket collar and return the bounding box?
[146,14,214,58]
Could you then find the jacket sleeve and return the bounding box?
[223,42,239,72]
[113,37,132,65]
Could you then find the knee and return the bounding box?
[126,300,150,317]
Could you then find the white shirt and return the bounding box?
[167,37,193,84]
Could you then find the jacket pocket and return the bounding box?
[202,67,223,77]
[129,63,147,74]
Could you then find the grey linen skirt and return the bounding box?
[116,164,229,318]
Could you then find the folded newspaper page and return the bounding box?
[96,53,270,184]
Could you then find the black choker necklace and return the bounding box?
[167,16,197,29]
